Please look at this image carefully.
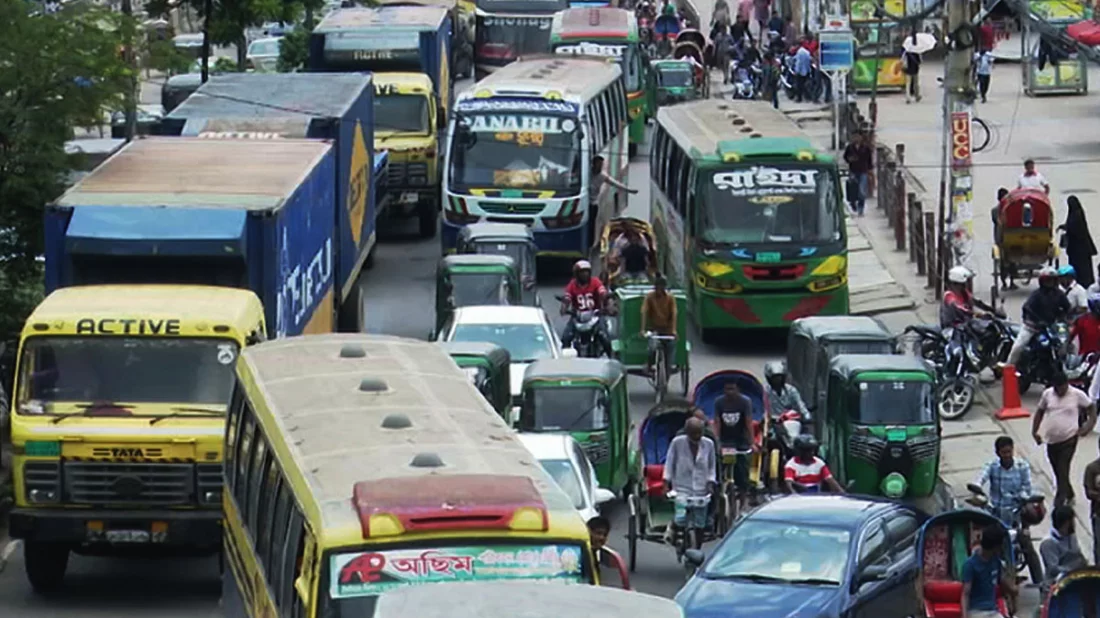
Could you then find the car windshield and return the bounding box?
[450,324,553,363]
[854,380,935,424]
[17,337,238,412]
[470,243,528,274]
[552,42,640,91]
[825,341,894,356]
[448,111,582,195]
[703,520,850,585]
[539,458,586,509]
[701,165,842,246]
[523,387,608,431]
[375,93,431,134]
[448,273,511,306]
[476,16,555,62]
[658,67,693,87]
[249,39,280,56]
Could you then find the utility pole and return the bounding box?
[121,0,137,142]
[936,0,977,298]
[201,0,213,83]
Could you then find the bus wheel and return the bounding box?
[418,205,438,239]
[629,142,638,158]
[24,542,69,594]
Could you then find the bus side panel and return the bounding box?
[332,83,377,308]
[271,150,338,338]
[43,205,73,293]
[223,495,277,618]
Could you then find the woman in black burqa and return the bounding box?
[1059,195,1097,288]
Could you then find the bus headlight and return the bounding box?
[697,261,734,277]
[693,272,743,294]
[807,275,846,293]
[810,255,847,277]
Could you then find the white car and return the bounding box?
[436,306,576,405]
[246,37,283,72]
[519,433,614,523]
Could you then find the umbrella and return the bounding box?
[902,32,937,54]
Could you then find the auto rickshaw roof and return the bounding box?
[457,222,535,244]
[437,341,511,366]
[439,254,518,270]
[828,354,932,380]
[523,358,625,384]
[790,316,894,342]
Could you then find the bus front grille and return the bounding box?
[480,202,546,216]
[64,462,194,506]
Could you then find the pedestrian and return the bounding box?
[1032,371,1098,507]
[760,51,780,108]
[1018,158,1051,194]
[843,132,873,216]
[974,48,994,103]
[961,524,1018,618]
[901,41,922,103]
[979,16,996,53]
[1059,195,1097,288]
[715,26,734,83]
[1039,505,1089,602]
[662,417,717,550]
[1083,438,1100,563]
[1060,265,1089,320]
[1089,263,1100,295]
[766,9,783,37]
[792,41,812,102]
[992,187,1018,290]
[752,0,769,32]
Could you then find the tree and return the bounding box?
[0,0,134,344]
[277,22,311,72]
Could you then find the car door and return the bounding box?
[880,510,923,617]
[846,519,908,618]
[572,440,597,513]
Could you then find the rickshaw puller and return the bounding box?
[715,381,755,514]
[662,418,717,550]
[641,274,677,376]
[560,260,612,357]
[783,435,844,494]
[1006,266,1071,366]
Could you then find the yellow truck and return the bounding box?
[7,285,266,593]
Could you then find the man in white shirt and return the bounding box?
[1018,159,1050,194]
[1062,265,1089,319]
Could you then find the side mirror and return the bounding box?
[857,564,889,586]
[683,549,706,568]
[594,487,616,506]
[562,348,578,359]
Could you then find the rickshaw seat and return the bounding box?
[922,580,1009,618]
[752,420,763,445]
[644,465,666,498]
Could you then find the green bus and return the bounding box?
[649,100,848,340]
[549,7,650,156]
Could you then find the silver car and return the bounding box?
[246,37,282,72]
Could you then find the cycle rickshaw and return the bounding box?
[992,187,1058,287]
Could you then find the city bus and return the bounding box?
[474,0,569,79]
[7,285,266,592]
[442,56,629,257]
[649,100,848,340]
[222,334,598,617]
[550,7,650,155]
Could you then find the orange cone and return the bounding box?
[995,365,1031,420]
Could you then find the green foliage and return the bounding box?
[277,24,311,72]
[146,38,193,75]
[0,265,44,348]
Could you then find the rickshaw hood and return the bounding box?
[676,577,840,618]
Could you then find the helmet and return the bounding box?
[573,260,592,273]
[947,266,974,284]
[793,434,817,453]
[1020,501,1046,527]
[1088,293,1100,315]
[1058,264,1076,278]
[764,361,787,378]
[1038,266,1059,281]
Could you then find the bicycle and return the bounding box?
[720,446,753,527]
[666,490,711,565]
[645,331,676,404]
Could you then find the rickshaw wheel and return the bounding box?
[627,494,639,572]
[679,358,691,396]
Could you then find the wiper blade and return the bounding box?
[52,402,133,424]
[785,578,839,586]
[148,407,224,425]
[705,573,787,583]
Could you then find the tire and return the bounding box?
[1018,374,1032,395]
[679,356,690,396]
[937,379,975,420]
[627,494,639,572]
[724,482,738,529]
[418,205,437,239]
[971,116,992,153]
[24,542,69,594]
[1022,538,1044,584]
[655,353,668,404]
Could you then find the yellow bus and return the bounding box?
[7,285,266,592]
[223,333,596,617]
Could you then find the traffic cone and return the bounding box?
[995,365,1031,420]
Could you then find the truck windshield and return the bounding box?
[375,93,431,134]
[321,542,590,615]
[476,15,554,63]
[17,337,238,412]
[700,164,842,246]
[448,112,581,195]
[522,387,608,431]
[853,381,935,424]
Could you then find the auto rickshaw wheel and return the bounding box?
[626,493,639,572]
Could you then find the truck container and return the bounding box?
[158,73,382,327]
[44,138,386,337]
[308,6,453,238]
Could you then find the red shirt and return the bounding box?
[784,456,832,485]
[979,24,994,52]
[564,277,608,312]
[801,39,819,57]
[1073,313,1100,356]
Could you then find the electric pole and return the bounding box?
[201,0,213,83]
[936,0,977,297]
[121,0,137,142]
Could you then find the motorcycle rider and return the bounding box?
[783,435,844,494]
[560,260,611,357]
[941,265,999,329]
[1072,293,1100,358]
[1006,266,1071,367]
[763,361,810,420]
[973,435,1044,583]
[1060,264,1089,319]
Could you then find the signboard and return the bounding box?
[949,111,972,170]
[819,30,854,72]
[713,167,820,196]
[330,545,586,598]
[554,42,626,58]
[455,98,578,114]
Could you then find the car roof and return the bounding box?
[453,306,549,325]
[748,495,910,530]
[458,222,535,242]
[518,433,575,460]
[524,358,624,383]
[440,254,517,269]
[790,316,894,341]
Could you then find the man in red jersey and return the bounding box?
[783,435,845,494]
[560,260,611,357]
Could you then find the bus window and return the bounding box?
[245,437,268,531]
[235,413,256,506]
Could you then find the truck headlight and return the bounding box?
[28,489,59,504]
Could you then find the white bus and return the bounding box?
[442,55,629,258]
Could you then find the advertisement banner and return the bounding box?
[852,58,905,90]
[950,111,972,170]
[330,545,586,598]
[1028,0,1086,23]
[850,0,904,21]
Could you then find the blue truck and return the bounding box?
[308,6,453,238]
[44,138,386,337]
[157,73,382,324]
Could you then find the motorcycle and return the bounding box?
[555,295,605,359]
[727,59,758,99]
[1016,322,1070,394]
[965,483,1046,584]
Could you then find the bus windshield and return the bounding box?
[449,110,582,194]
[375,93,431,134]
[322,542,589,614]
[701,164,842,246]
[477,15,554,62]
[553,42,640,91]
[853,380,936,424]
[17,337,238,412]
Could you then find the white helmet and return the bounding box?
[947,266,973,284]
[574,260,592,273]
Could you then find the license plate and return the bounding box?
[400,192,419,204]
[106,529,151,543]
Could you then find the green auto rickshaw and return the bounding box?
[434,255,522,337]
[455,222,539,306]
[517,358,634,497]
[651,58,700,107]
[821,354,940,499]
[439,341,512,420]
[786,316,897,431]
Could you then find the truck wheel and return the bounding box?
[338,278,364,333]
[418,206,437,239]
[24,542,69,594]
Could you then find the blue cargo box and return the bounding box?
[45,138,341,338]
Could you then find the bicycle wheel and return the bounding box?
[655,348,668,404]
[971,116,991,153]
